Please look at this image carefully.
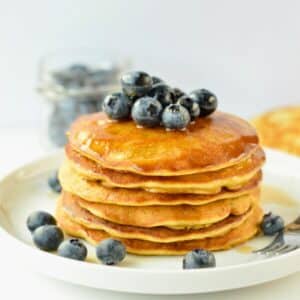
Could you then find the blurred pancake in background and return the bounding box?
[252,106,300,157]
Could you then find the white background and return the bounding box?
[1,1,300,299]
[1,0,300,129]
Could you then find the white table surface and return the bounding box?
[1,129,300,300]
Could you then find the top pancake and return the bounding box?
[252,106,300,157]
[68,111,259,176]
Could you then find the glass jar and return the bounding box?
[38,49,130,148]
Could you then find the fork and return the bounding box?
[253,216,300,256]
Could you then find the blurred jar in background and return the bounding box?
[38,49,130,148]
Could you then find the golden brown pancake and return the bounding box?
[56,203,263,255]
[252,106,300,157]
[60,194,254,243]
[64,144,265,194]
[59,161,262,206]
[68,111,259,176]
[72,190,258,228]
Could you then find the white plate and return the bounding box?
[0,148,300,295]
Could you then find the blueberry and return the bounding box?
[171,88,185,101]
[94,95,105,111]
[86,95,105,112]
[177,96,200,120]
[58,239,87,261]
[68,64,89,78]
[33,225,64,251]
[103,93,131,120]
[148,84,174,107]
[183,249,216,269]
[96,239,126,265]
[48,171,62,193]
[48,99,79,147]
[152,76,164,85]
[261,212,285,236]
[52,71,71,87]
[48,112,69,147]
[77,99,98,115]
[189,89,218,117]
[59,64,88,88]
[87,69,118,87]
[48,100,79,147]
[27,211,56,233]
[121,71,153,98]
[56,98,78,116]
[69,64,89,73]
[162,104,191,130]
[67,80,85,89]
[131,97,162,127]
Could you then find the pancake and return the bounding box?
[252,106,300,157]
[60,193,254,243]
[68,111,259,176]
[56,203,263,255]
[73,190,258,228]
[65,144,265,194]
[59,161,262,206]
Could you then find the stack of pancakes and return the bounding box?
[56,111,265,255]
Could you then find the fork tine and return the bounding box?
[264,244,287,256]
[253,231,284,254]
[270,244,290,256]
[276,245,299,255]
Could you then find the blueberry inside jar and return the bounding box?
[38,50,130,148]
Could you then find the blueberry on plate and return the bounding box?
[189,89,218,117]
[27,211,56,233]
[148,84,174,107]
[162,104,191,130]
[121,71,153,98]
[261,212,285,236]
[58,238,87,261]
[171,88,185,101]
[102,92,131,120]
[183,249,216,269]
[96,238,126,265]
[33,225,64,251]
[177,95,200,120]
[131,97,162,127]
[48,171,62,193]
[152,76,164,85]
